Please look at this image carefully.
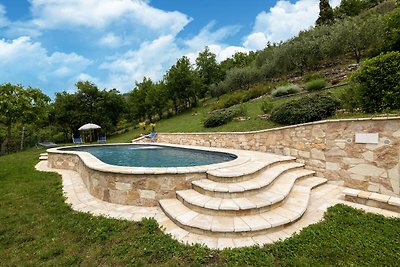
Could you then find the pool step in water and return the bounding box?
[193,162,308,198]
[177,169,316,216]
[160,176,327,237]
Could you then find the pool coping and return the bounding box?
[47,142,269,175]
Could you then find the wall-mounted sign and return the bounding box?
[355,133,379,144]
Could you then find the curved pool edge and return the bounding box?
[46,143,255,206]
[47,142,247,174]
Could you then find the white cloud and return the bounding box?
[100,35,181,90]
[99,32,123,48]
[0,36,92,93]
[184,22,240,51]
[0,4,9,27]
[30,0,191,36]
[245,0,341,46]
[243,32,269,51]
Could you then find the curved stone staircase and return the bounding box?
[160,153,327,238]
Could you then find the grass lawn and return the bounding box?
[1,149,400,266]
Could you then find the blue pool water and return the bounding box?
[61,144,237,167]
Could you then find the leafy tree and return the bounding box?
[334,0,366,18]
[52,91,81,139]
[316,0,335,26]
[351,51,400,112]
[223,66,260,91]
[128,77,154,122]
[195,46,222,98]
[165,56,199,114]
[329,15,385,62]
[0,83,50,154]
[145,81,168,120]
[53,81,126,138]
[220,52,255,77]
[284,31,324,76]
[385,8,400,51]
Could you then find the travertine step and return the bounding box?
[161,186,310,237]
[193,162,307,198]
[40,153,48,156]
[207,154,295,183]
[39,156,48,160]
[179,169,316,216]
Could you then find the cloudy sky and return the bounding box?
[0,0,340,97]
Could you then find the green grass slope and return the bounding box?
[1,149,399,266]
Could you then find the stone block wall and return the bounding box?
[137,117,400,196]
[48,153,198,206]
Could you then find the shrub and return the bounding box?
[271,84,301,97]
[303,73,324,82]
[204,106,247,128]
[351,51,400,112]
[304,78,328,91]
[338,85,362,112]
[260,98,274,114]
[242,85,270,102]
[211,85,271,111]
[224,66,261,91]
[211,91,245,110]
[270,92,340,125]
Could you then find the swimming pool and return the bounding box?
[60,144,237,167]
[46,143,244,206]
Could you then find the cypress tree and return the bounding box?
[316,0,335,26]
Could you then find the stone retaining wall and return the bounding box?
[136,117,400,196]
[47,153,197,206]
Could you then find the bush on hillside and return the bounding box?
[204,106,247,128]
[260,97,274,114]
[338,85,363,112]
[303,73,324,82]
[304,78,328,91]
[271,84,301,97]
[242,85,271,102]
[224,66,261,91]
[351,51,400,112]
[211,85,271,110]
[270,92,340,125]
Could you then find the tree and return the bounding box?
[335,0,368,18]
[165,56,199,114]
[223,66,260,91]
[195,46,221,98]
[329,15,385,63]
[316,0,335,26]
[385,8,400,51]
[219,51,255,80]
[128,77,153,122]
[53,81,126,138]
[0,83,50,154]
[52,91,81,138]
[145,81,168,120]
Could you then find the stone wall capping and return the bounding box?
[130,117,400,141]
[344,188,400,212]
[369,192,390,202]
[388,196,400,207]
[343,188,361,197]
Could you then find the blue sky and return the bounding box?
[0,0,340,97]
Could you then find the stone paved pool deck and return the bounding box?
[35,160,400,249]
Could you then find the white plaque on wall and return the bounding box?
[355,133,379,144]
